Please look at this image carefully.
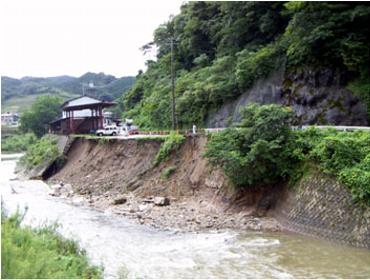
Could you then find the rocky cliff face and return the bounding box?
[207,68,369,127]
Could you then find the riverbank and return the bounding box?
[48,182,281,233]
[48,136,282,233]
[46,135,370,249]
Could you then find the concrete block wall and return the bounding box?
[274,169,370,249]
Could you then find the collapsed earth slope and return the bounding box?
[50,136,370,248]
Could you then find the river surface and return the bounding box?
[1,155,370,278]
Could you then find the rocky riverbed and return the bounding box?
[48,182,282,233]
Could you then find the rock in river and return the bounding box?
[113,196,128,205]
[154,196,170,206]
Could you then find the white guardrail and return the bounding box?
[204,126,370,134]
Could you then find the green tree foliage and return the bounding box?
[124,2,369,129]
[236,43,283,91]
[204,104,296,187]
[20,95,63,137]
[1,208,102,279]
[205,104,370,205]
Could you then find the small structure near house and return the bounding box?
[49,95,116,134]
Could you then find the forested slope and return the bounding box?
[123,2,369,129]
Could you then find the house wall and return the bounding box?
[62,109,92,118]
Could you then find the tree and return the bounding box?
[204,104,295,188]
[20,96,63,137]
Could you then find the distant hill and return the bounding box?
[1,73,135,113]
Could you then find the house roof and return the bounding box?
[61,95,116,110]
[61,94,102,107]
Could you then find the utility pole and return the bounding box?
[170,37,177,130]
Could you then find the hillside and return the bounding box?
[1,73,135,113]
[123,2,370,129]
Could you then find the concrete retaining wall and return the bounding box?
[274,169,370,249]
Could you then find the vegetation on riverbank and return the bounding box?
[205,104,296,187]
[1,208,102,279]
[294,128,370,206]
[205,104,370,206]
[20,135,61,168]
[1,133,37,153]
[154,132,185,166]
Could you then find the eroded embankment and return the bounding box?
[50,136,280,232]
[50,136,370,248]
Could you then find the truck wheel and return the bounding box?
[112,132,117,136]
[98,133,103,136]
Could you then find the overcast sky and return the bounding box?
[0,0,184,78]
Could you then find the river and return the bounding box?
[1,155,369,278]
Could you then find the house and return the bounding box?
[49,95,116,134]
[1,112,19,126]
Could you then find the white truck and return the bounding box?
[96,125,120,136]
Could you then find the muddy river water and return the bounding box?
[1,155,369,278]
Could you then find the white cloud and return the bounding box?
[0,0,184,78]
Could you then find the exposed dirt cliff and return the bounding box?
[50,137,281,232]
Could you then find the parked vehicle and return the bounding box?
[96,126,119,136]
[128,125,139,135]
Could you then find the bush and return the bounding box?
[310,132,368,174]
[20,135,60,168]
[1,208,102,279]
[309,130,370,206]
[1,133,37,153]
[293,128,370,206]
[154,132,185,166]
[204,104,296,188]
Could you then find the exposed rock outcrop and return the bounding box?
[207,68,368,127]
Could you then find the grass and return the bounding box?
[20,134,61,168]
[1,207,103,279]
[154,132,185,166]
